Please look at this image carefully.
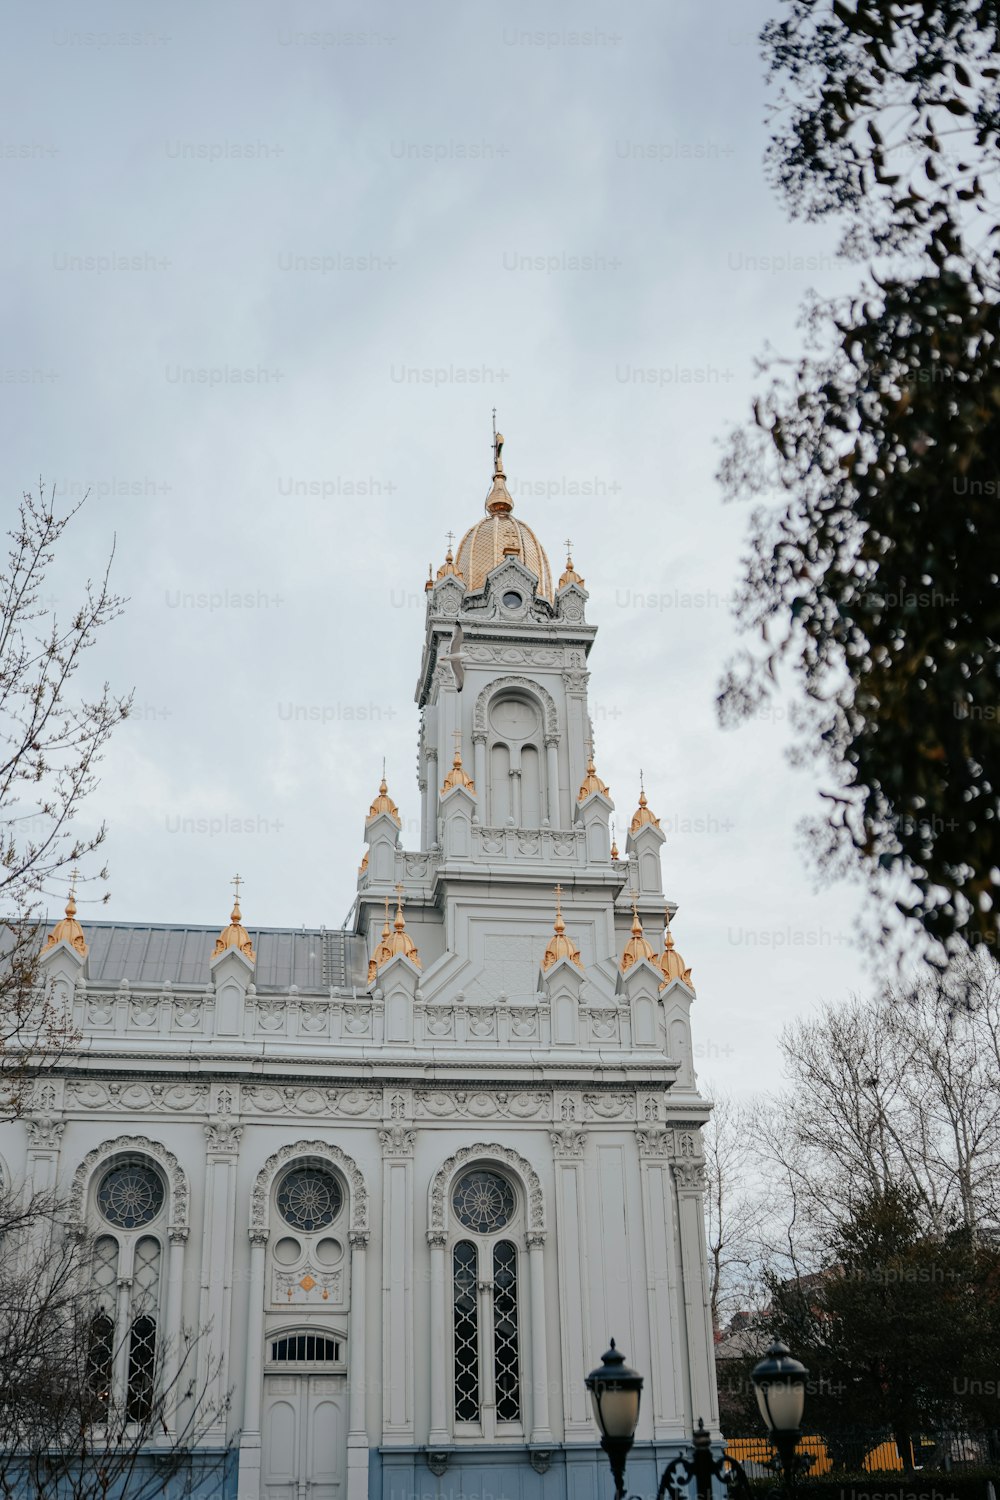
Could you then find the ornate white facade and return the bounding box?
[17,434,718,1499]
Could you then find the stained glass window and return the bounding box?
[97,1163,164,1230]
[126,1237,160,1421]
[493,1240,521,1422]
[452,1170,515,1233]
[276,1166,343,1232]
[452,1241,480,1422]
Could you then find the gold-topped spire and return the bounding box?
[441,728,475,795]
[620,890,656,973]
[541,883,584,972]
[367,769,401,827]
[384,883,421,967]
[212,873,256,963]
[367,895,394,984]
[656,910,693,990]
[485,409,514,516]
[559,537,585,590]
[42,867,88,959]
[629,770,661,835]
[436,532,464,582]
[578,738,610,802]
[610,820,620,861]
[425,563,434,592]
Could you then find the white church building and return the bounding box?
[18,432,719,1499]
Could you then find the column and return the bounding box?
[527,1233,553,1443]
[636,1132,684,1439]
[162,1227,189,1435]
[198,1124,241,1441]
[510,766,522,827]
[551,1129,592,1439]
[236,1231,268,1500]
[472,735,487,814]
[427,1233,449,1445]
[423,751,438,847]
[112,1274,133,1410]
[673,1161,720,1432]
[347,1231,370,1500]
[545,738,560,827]
[380,1134,414,1441]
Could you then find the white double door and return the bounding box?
[262,1375,346,1500]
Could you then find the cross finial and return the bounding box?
[395,882,405,899]
[445,530,455,549]
[69,865,80,901]
[554,882,563,911]
[565,537,574,555]
[639,767,645,792]
[382,756,386,780]
[231,872,243,904]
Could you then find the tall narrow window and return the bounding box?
[126,1236,160,1421]
[492,1240,520,1422]
[452,1241,480,1422]
[87,1236,119,1410]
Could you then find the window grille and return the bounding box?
[269,1333,342,1364]
[276,1166,343,1232]
[97,1163,165,1230]
[492,1240,521,1422]
[452,1170,515,1233]
[452,1241,480,1422]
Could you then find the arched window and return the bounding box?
[450,1167,523,1437]
[86,1157,167,1421]
[486,694,546,828]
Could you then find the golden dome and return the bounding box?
[621,897,655,973]
[578,750,610,802]
[367,897,394,984]
[42,888,88,959]
[367,775,401,827]
[212,879,256,964]
[441,742,475,795]
[386,886,421,967]
[657,914,693,990]
[541,884,583,972]
[455,431,553,600]
[559,548,585,590]
[629,785,661,835]
[436,545,464,583]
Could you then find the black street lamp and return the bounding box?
[584,1341,644,1500]
[587,1337,808,1500]
[751,1339,810,1494]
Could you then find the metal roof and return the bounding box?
[81,922,368,994]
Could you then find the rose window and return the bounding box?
[452,1169,515,1233]
[97,1163,165,1230]
[276,1167,343,1233]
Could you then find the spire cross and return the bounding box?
[384,894,391,923]
[231,872,243,905]
[554,882,563,913]
[629,886,639,916]
[69,865,80,901]
[395,882,405,901]
[565,537,574,555]
[445,530,455,549]
[452,727,463,756]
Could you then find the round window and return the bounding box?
[277,1166,343,1233]
[452,1169,516,1233]
[502,590,523,610]
[97,1162,165,1230]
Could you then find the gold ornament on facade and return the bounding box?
[541,884,583,972]
[656,912,693,990]
[620,892,655,974]
[454,422,554,600]
[212,874,256,963]
[367,772,401,827]
[629,772,661,835]
[559,539,585,591]
[42,870,89,959]
[385,884,421,967]
[441,730,475,795]
[577,741,610,802]
[367,896,394,984]
[358,850,369,876]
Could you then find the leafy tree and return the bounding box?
[719,0,1000,959]
[765,1184,1000,1470]
[0,484,130,1113]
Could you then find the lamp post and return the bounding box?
[586,1337,808,1500]
[751,1339,810,1495]
[584,1341,644,1500]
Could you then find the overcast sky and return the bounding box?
[5,0,878,1096]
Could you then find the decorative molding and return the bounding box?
[529,1448,554,1474]
[348,1230,370,1250]
[169,1227,191,1246]
[672,1161,707,1192]
[243,1086,380,1118]
[25,1117,65,1149]
[204,1120,244,1153]
[65,1081,209,1112]
[429,1142,545,1234]
[249,1228,270,1248]
[426,1231,447,1249]
[525,1230,547,1249]
[378,1126,416,1158]
[473,676,559,739]
[68,1134,189,1232]
[635,1127,671,1159]
[549,1128,586,1160]
[416,1089,549,1121]
[583,1093,635,1120]
[250,1140,368,1235]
